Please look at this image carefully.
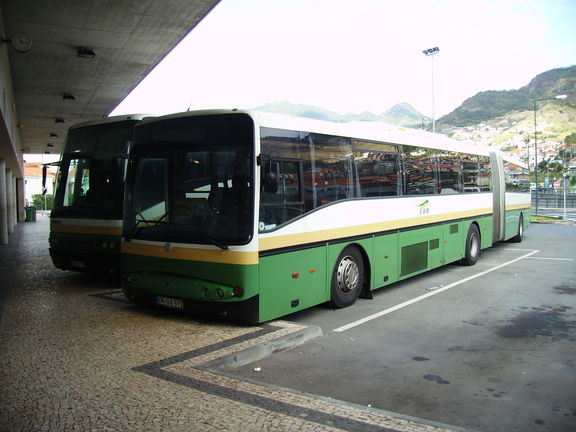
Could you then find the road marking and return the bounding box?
[333,249,541,333]
[506,249,574,261]
[526,257,574,261]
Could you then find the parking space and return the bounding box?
[231,224,576,432]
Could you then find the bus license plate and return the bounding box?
[156,296,184,310]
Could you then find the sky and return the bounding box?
[111,0,576,119]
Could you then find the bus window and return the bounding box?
[478,156,492,191]
[260,128,305,231]
[132,158,167,221]
[437,153,462,194]
[305,133,356,206]
[62,157,90,206]
[403,146,437,195]
[354,151,400,197]
[462,154,481,193]
[259,158,304,231]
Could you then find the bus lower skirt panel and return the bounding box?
[122,285,260,324]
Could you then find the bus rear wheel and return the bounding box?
[510,214,524,243]
[331,246,364,308]
[461,224,480,266]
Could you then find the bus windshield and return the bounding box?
[52,120,138,219]
[123,114,254,246]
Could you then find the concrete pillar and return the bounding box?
[16,178,25,222]
[0,159,8,245]
[7,169,14,233]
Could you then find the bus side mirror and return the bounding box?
[113,156,129,183]
[263,171,278,193]
[42,165,47,195]
[263,160,280,193]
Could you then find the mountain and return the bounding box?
[438,66,576,128]
[435,65,576,156]
[252,101,429,127]
[251,65,575,157]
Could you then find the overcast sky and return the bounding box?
[111,0,575,119]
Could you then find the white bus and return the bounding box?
[121,110,530,323]
[49,114,151,274]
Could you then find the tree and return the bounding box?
[32,194,54,210]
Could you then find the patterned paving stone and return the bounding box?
[0,214,455,432]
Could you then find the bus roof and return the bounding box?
[138,109,492,157]
[69,113,156,131]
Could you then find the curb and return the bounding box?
[201,323,323,372]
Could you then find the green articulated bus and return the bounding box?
[121,109,530,323]
[49,114,151,274]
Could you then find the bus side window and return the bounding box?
[462,154,479,192]
[478,156,492,191]
[437,154,462,194]
[403,146,437,195]
[307,134,356,206]
[259,158,304,231]
[355,151,400,197]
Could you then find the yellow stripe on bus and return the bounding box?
[505,204,531,211]
[122,241,259,265]
[259,208,493,251]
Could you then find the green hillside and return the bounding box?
[438,65,576,128]
[250,65,575,153]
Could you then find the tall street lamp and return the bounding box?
[533,94,567,214]
[422,47,439,133]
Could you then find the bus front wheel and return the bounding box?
[461,224,480,266]
[331,246,364,308]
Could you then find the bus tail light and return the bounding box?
[233,286,244,297]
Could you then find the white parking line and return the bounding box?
[333,249,541,333]
[526,257,574,261]
[507,249,574,261]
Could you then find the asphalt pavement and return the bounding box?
[229,223,576,432]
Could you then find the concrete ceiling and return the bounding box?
[2,0,221,155]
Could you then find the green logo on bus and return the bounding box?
[418,200,430,215]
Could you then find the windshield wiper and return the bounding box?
[125,215,229,250]
[179,230,229,250]
[125,213,169,240]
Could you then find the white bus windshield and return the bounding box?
[124,114,254,246]
[52,120,137,218]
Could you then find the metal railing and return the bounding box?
[532,191,576,209]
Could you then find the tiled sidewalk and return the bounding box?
[0,214,458,432]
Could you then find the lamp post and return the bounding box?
[422,47,439,133]
[563,172,568,221]
[533,94,567,214]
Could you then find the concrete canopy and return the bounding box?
[2,0,221,156]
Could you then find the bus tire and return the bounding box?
[461,224,480,266]
[330,246,364,308]
[510,214,524,243]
